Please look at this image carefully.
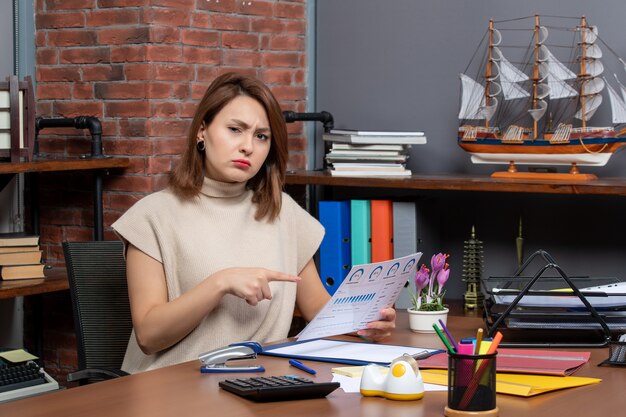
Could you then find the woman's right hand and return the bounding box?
[215,268,301,306]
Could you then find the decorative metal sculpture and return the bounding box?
[462,225,484,310]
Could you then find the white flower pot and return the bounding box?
[407,307,450,333]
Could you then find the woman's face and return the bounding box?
[197,95,272,183]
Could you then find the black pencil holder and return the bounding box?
[599,341,626,367]
[444,352,498,417]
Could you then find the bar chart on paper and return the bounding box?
[297,253,422,341]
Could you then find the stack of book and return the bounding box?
[0,233,45,280]
[323,129,427,177]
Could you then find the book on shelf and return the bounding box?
[323,132,427,145]
[0,233,40,247]
[329,129,425,136]
[0,250,42,266]
[327,149,406,157]
[331,143,408,152]
[0,263,46,280]
[326,154,409,163]
[331,163,408,172]
[0,245,39,254]
[330,169,412,177]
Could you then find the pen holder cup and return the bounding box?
[599,341,626,367]
[444,352,498,417]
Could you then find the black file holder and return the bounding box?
[482,250,622,348]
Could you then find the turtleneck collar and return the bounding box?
[199,176,248,198]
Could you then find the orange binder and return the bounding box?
[370,200,393,262]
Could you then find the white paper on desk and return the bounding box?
[297,253,422,341]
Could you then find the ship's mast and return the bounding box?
[485,19,494,129]
[580,16,587,130]
[532,15,540,139]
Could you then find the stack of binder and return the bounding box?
[322,129,427,177]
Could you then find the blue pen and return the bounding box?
[289,359,317,375]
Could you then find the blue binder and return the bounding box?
[318,200,351,295]
[350,200,371,266]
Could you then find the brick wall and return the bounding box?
[30,0,309,384]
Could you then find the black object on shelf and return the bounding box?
[482,250,616,348]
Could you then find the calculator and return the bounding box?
[218,375,340,402]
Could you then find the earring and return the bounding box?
[196,140,205,153]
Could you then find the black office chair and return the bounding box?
[63,240,132,384]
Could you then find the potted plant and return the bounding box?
[407,253,450,333]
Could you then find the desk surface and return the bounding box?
[0,268,68,299]
[0,312,622,417]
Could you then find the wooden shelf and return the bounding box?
[286,170,626,196]
[0,156,130,175]
[0,267,69,299]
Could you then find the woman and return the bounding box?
[113,72,396,373]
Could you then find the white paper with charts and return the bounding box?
[296,253,422,341]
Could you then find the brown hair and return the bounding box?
[169,72,288,221]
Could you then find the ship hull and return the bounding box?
[457,133,626,166]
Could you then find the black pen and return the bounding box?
[289,359,317,375]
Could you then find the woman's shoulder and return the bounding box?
[122,188,181,217]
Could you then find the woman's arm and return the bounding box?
[126,244,300,354]
[295,258,396,342]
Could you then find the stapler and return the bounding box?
[199,341,265,373]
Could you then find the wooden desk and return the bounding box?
[1,311,621,417]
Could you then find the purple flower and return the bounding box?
[437,264,450,291]
[414,265,430,291]
[430,253,448,273]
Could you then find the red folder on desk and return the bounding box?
[418,348,591,376]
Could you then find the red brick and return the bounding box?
[98,27,150,45]
[269,35,304,51]
[111,45,147,62]
[147,156,175,174]
[222,32,259,49]
[152,0,195,7]
[181,101,199,117]
[143,8,190,26]
[105,101,150,117]
[45,0,95,11]
[146,45,183,62]
[100,119,119,136]
[147,83,172,99]
[72,82,93,99]
[152,138,187,155]
[190,11,210,29]
[154,64,194,81]
[60,47,110,64]
[37,48,58,65]
[98,0,144,6]
[284,20,306,35]
[87,9,140,27]
[236,0,272,17]
[53,101,104,117]
[197,0,237,13]
[262,51,301,68]
[288,136,307,152]
[210,14,250,31]
[124,63,153,80]
[250,17,284,33]
[151,101,179,117]
[119,119,147,137]
[181,29,219,47]
[37,83,72,99]
[48,30,97,46]
[260,68,294,85]
[148,26,180,44]
[223,50,261,67]
[108,192,144,210]
[36,31,46,47]
[81,65,124,81]
[274,2,305,19]
[64,226,95,242]
[95,82,147,99]
[110,157,144,174]
[106,138,152,155]
[172,83,190,100]
[37,12,85,29]
[183,47,221,65]
[146,119,190,138]
[37,66,81,82]
[287,152,306,170]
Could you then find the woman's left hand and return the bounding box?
[357,307,396,342]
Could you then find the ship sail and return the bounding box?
[492,47,530,100]
[575,25,605,122]
[605,79,626,124]
[459,73,498,120]
[538,45,578,99]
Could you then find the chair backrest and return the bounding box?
[63,241,132,372]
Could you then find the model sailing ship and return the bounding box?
[458,15,626,178]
